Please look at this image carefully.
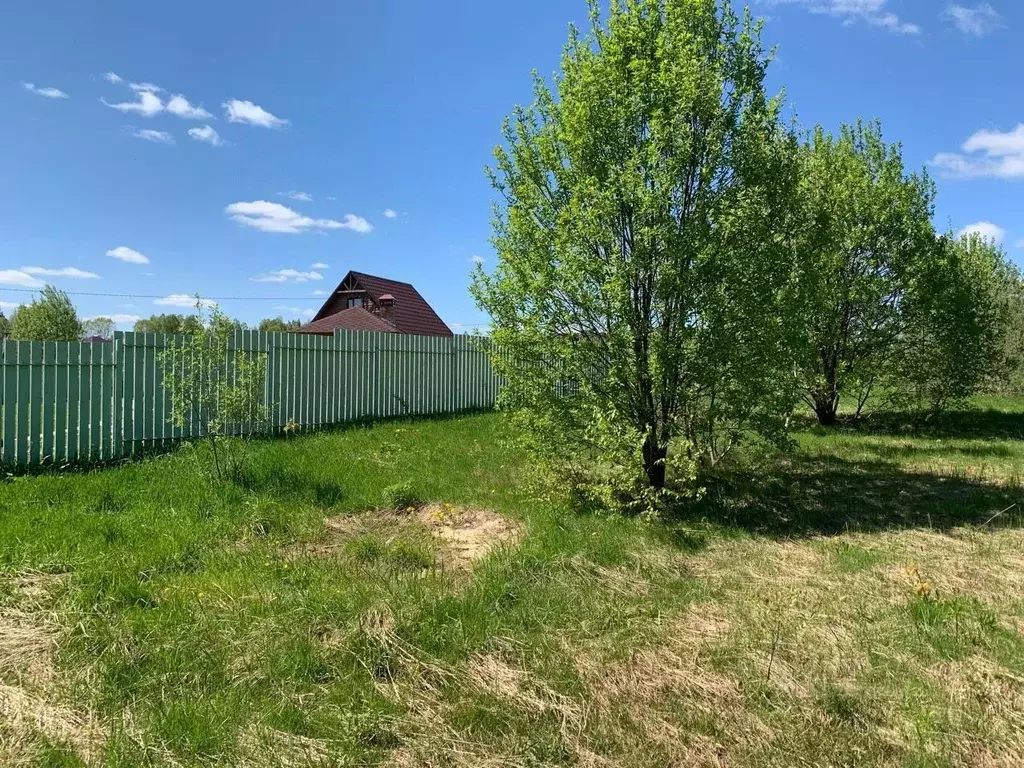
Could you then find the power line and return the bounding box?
[0,287,324,301]
[0,286,491,327]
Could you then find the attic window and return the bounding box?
[346,297,362,309]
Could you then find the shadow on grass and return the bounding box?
[233,466,347,509]
[676,455,1023,539]
[792,407,1024,442]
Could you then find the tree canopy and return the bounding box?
[9,286,83,342]
[258,317,303,333]
[134,314,204,335]
[82,317,116,341]
[473,0,803,509]
[474,0,1019,511]
[793,121,937,423]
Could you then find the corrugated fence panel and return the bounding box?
[0,330,503,468]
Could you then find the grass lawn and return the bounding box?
[2,399,1024,766]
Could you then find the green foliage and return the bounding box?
[81,316,115,340]
[9,285,83,341]
[380,481,418,510]
[258,317,303,332]
[794,123,1012,422]
[160,302,269,481]
[794,121,937,424]
[991,263,1024,395]
[892,233,1010,414]
[473,0,803,511]
[0,311,10,340]
[134,313,204,334]
[135,312,248,335]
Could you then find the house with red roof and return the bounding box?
[296,271,453,338]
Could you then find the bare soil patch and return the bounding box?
[309,503,522,571]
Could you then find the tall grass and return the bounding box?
[2,400,1023,766]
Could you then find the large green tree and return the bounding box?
[794,121,937,424]
[472,0,803,508]
[892,233,1010,414]
[9,286,83,341]
[1004,269,1024,395]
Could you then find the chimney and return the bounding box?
[378,293,396,323]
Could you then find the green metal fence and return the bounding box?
[0,329,500,468]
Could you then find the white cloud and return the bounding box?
[469,255,485,265]
[0,301,25,311]
[166,94,211,119]
[106,246,150,264]
[944,4,1002,37]
[21,266,100,279]
[765,0,919,34]
[0,270,44,288]
[273,305,316,317]
[22,83,69,99]
[104,72,122,84]
[223,99,288,128]
[103,90,163,117]
[226,200,372,234]
[962,125,1024,157]
[311,262,329,269]
[131,128,174,144]
[188,125,224,146]
[154,294,217,309]
[383,209,397,219]
[957,221,1005,243]
[339,214,373,234]
[281,191,313,202]
[251,269,325,283]
[930,124,1024,180]
[103,83,209,122]
[311,289,327,296]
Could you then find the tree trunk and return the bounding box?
[642,433,668,489]
[812,394,839,426]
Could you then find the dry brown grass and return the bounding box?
[0,571,106,766]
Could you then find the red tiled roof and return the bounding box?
[310,271,452,337]
[295,306,398,335]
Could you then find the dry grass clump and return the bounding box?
[0,571,106,766]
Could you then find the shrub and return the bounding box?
[380,482,418,510]
[160,302,269,482]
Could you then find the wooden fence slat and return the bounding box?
[41,343,56,464]
[1,342,12,466]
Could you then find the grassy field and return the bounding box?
[1,399,1023,767]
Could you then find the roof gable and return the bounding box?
[312,270,452,337]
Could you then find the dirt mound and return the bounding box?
[415,503,522,569]
[318,503,522,571]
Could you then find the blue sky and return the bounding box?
[1,0,1021,331]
